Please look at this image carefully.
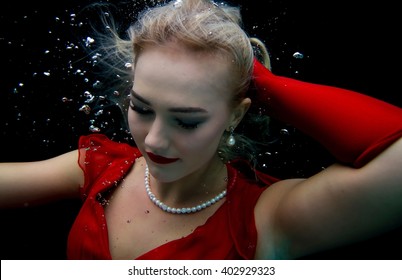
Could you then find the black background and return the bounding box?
[1,0,401,259]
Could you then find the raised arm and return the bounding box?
[0,150,84,208]
[251,60,402,259]
[250,59,402,168]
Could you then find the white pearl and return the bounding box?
[144,164,227,214]
[227,135,235,146]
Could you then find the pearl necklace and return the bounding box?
[144,164,227,214]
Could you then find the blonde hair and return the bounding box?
[129,0,254,101]
[89,0,272,163]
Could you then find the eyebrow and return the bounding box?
[130,90,208,114]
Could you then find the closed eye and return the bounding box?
[175,118,201,130]
[129,102,154,115]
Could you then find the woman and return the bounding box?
[1,0,402,259]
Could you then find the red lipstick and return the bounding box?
[147,152,179,164]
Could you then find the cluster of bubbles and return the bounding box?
[7,5,135,142]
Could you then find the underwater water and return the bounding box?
[1,0,401,259]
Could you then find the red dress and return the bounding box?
[67,134,278,259]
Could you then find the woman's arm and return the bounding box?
[251,60,402,259]
[256,137,402,259]
[0,150,84,208]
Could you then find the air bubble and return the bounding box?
[94,110,104,116]
[293,52,304,59]
[62,97,73,102]
[92,80,101,88]
[85,36,95,47]
[89,125,101,132]
[79,104,91,114]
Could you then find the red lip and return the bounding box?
[146,152,179,164]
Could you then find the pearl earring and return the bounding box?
[226,126,236,147]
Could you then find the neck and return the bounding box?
[149,155,227,207]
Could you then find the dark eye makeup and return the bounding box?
[175,118,200,130]
[129,102,153,115]
[129,101,203,130]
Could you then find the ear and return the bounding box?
[228,97,251,129]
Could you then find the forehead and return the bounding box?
[133,44,235,107]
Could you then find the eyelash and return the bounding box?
[130,103,201,130]
[175,119,200,130]
[130,103,153,115]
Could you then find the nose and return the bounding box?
[144,117,170,152]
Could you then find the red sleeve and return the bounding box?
[77,134,141,198]
[251,59,402,167]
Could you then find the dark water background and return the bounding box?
[1,0,401,259]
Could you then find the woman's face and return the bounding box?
[128,43,239,182]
